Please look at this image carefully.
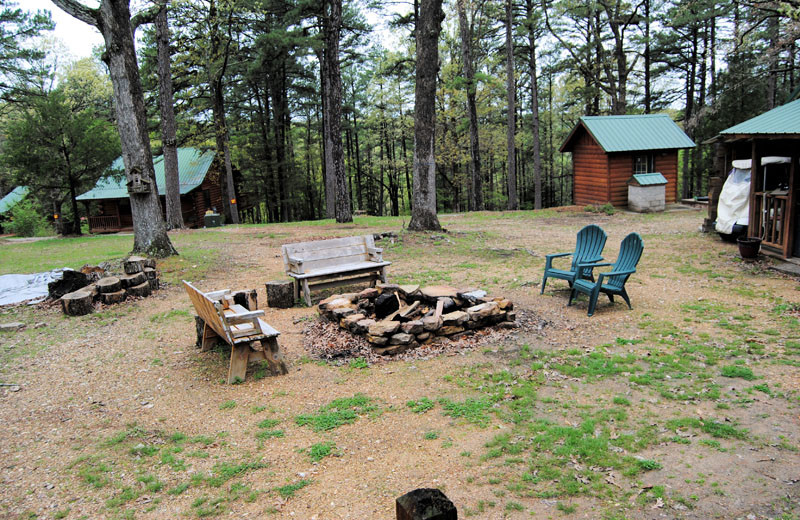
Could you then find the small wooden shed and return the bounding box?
[77,148,223,233]
[560,114,696,207]
[714,98,800,259]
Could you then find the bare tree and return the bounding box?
[156,1,183,229]
[409,0,444,231]
[324,0,351,223]
[51,0,176,256]
[505,0,518,210]
[456,0,483,211]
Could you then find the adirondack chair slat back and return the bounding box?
[606,233,644,288]
[572,224,608,273]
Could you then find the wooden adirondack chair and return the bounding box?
[541,224,607,294]
[568,232,644,316]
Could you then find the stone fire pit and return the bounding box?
[317,284,516,355]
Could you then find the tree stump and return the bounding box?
[143,267,159,291]
[396,489,457,520]
[127,281,152,298]
[96,277,122,294]
[101,289,126,305]
[124,255,156,274]
[119,271,146,288]
[48,269,90,300]
[265,280,294,308]
[61,289,94,316]
[233,289,258,310]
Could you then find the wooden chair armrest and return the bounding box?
[367,246,383,261]
[578,261,612,269]
[205,289,231,300]
[225,309,265,324]
[287,256,305,274]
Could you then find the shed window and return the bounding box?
[633,154,654,174]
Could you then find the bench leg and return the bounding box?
[301,279,312,307]
[201,324,219,352]
[228,343,250,384]
[292,279,300,301]
[379,267,388,283]
[264,337,289,375]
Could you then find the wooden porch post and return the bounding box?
[747,140,761,239]
[786,145,798,257]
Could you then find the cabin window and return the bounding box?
[633,154,654,174]
[203,189,212,210]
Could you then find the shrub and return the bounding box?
[6,199,51,237]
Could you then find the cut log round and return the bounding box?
[148,278,159,291]
[127,281,152,298]
[233,289,258,310]
[124,255,156,274]
[61,289,94,316]
[96,277,122,294]
[119,271,146,288]
[143,267,158,280]
[265,280,294,308]
[101,289,126,305]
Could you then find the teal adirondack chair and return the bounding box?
[568,232,644,316]
[541,224,607,294]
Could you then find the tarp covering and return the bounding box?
[0,268,71,306]
[716,167,751,235]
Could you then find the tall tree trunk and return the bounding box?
[156,2,183,230]
[505,0,518,210]
[324,0,351,223]
[408,0,444,231]
[525,0,542,210]
[644,0,651,113]
[456,0,483,212]
[52,0,176,257]
[319,43,335,219]
[766,14,779,109]
[208,0,238,224]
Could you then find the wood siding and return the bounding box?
[654,152,679,203]
[571,130,610,205]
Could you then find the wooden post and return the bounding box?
[396,488,457,520]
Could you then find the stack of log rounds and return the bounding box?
[59,256,162,316]
[98,276,126,304]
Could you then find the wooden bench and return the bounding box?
[183,281,288,383]
[281,235,391,306]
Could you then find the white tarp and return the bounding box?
[0,268,71,306]
[716,167,751,235]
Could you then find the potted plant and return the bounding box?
[737,236,762,259]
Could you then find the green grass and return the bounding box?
[0,234,134,275]
[205,461,267,488]
[406,397,435,414]
[275,479,312,498]
[295,394,378,432]
[721,365,756,380]
[219,400,237,410]
[308,442,336,462]
[439,397,495,427]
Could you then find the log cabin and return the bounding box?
[560,114,695,207]
[77,148,225,232]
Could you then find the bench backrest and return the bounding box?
[281,235,379,274]
[183,280,233,344]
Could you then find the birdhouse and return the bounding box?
[127,168,151,194]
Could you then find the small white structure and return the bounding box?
[628,173,667,212]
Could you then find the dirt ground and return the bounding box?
[2,207,800,520]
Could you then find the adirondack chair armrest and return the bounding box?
[596,269,636,283]
[225,309,265,325]
[287,256,305,274]
[578,261,613,269]
[583,256,603,263]
[545,252,571,269]
[367,246,383,261]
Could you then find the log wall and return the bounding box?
[571,130,610,206]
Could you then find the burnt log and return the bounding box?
[265,280,293,308]
[61,289,94,316]
[48,269,90,300]
[375,292,400,319]
[396,488,457,520]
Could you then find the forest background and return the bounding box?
[0,0,798,231]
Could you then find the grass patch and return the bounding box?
[720,365,756,380]
[407,397,435,414]
[307,442,336,462]
[295,394,378,432]
[275,479,312,498]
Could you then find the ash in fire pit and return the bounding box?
[317,284,516,356]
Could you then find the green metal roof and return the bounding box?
[0,186,29,214]
[719,98,800,136]
[630,173,667,186]
[562,114,696,153]
[77,148,216,201]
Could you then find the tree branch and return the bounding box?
[50,0,99,27]
[132,3,162,32]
